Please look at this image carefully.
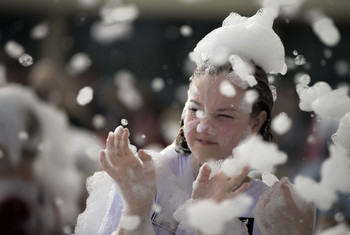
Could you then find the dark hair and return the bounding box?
[175,62,275,154]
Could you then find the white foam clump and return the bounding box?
[332,112,350,153]
[312,88,350,120]
[221,157,245,178]
[30,21,49,40]
[189,8,287,75]
[75,172,115,235]
[261,171,279,186]
[100,3,139,24]
[151,77,165,92]
[294,72,311,85]
[271,112,292,135]
[318,223,350,235]
[219,80,236,98]
[294,144,350,211]
[187,195,252,234]
[233,135,288,173]
[67,52,92,75]
[4,40,24,59]
[119,214,141,231]
[294,175,337,211]
[260,0,306,18]
[296,81,332,112]
[114,70,143,111]
[229,55,257,87]
[18,54,34,67]
[307,10,341,47]
[320,144,350,193]
[76,86,94,106]
[180,25,193,37]
[91,21,133,44]
[240,90,259,114]
[297,81,350,120]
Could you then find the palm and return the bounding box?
[100,126,156,217]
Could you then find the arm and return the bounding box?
[100,126,156,235]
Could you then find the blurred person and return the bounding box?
[0,84,62,234]
[0,83,102,234]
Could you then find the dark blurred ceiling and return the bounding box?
[0,0,349,22]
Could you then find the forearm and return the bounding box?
[114,216,155,235]
[114,210,155,235]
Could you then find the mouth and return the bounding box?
[196,138,217,145]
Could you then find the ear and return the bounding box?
[250,111,267,134]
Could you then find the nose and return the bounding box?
[196,117,217,136]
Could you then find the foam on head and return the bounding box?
[189,8,287,75]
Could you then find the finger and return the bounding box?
[138,149,152,163]
[114,126,124,154]
[196,163,211,184]
[227,165,250,189]
[217,182,249,202]
[122,128,132,154]
[100,149,112,171]
[114,125,124,135]
[106,132,115,153]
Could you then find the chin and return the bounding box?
[193,151,225,163]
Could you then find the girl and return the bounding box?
[97,62,315,235]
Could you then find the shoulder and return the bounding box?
[156,143,191,174]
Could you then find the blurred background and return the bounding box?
[0,0,349,234]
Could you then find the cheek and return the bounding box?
[183,114,198,140]
[218,123,252,147]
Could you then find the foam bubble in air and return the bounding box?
[233,135,287,173]
[332,112,350,153]
[271,112,292,135]
[31,22,49,40]
[76,86,94,106]
[307,10,341,47]
[5,40,24,59]
[180,25,193,37]
[114,70,143,111]
[296,81,332,112]
[67,52,92,75]
[294,175,337,210]
[321,144,350,193]
[100,3,139,24]
[311,88,350,120]
[219,80,236,98]
[91,21,133,44]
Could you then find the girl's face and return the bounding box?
[183,73,257,164]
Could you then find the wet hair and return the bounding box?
[175,62,275,154]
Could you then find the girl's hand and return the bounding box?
[100,126,156,218]
[192,163,250,202]
[254,177,315,235]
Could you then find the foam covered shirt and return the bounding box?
[98,144,269,234]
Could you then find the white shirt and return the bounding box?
[80,144,269,235]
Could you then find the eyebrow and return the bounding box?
[217,107,237,112]
[188,100,237,112]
